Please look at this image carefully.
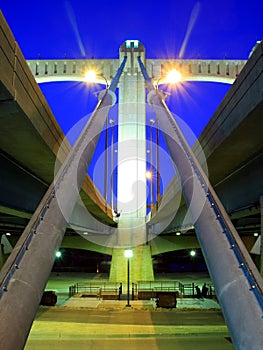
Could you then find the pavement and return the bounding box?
[62,296,221,310]
[45,271,217,309]
[24,273,233,350]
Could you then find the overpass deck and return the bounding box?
[149,39,263,239]
[0,8,262,243]
[0,11,114,233]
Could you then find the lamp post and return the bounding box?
[84,70,109,89]
[155,69,182,88]
[124,249,133,307]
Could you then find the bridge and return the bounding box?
[27,50,245,85]
[0,10,263,350]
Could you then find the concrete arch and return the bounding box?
[27,58,247,85]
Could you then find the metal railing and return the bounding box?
[68,280,216,299]
[69,281,121,298]
[137,280,216,299]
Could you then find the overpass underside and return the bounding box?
[0,7,261,276]
[0,10,262,278]
[1,9,263,349]
[0,11,116,232]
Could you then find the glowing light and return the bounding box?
[179,2,201,58]
[176,232,181,236]
[65,1,86,57]
[145,171,152,179]
[84,70,109,87]
[166,69,182,84]
[190,250,196,257]
[84,69,97,83]
[125,40,139,49]
[124,249,133,258]
[55,251,62,258]
[118,158,146,213]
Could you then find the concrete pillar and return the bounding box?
[0,90,117,350]
[109,41,153,280]
[109,245,154,282]
[260,196,263,275]
[146,85,263,350]
[117,41,147,220]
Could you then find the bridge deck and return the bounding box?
[0,11,114,228]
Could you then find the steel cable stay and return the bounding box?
[161,100,263,312]
[0,55,127,299]
[0,94,107,298]
[160,97,263,309]
[0,57,127,350]
[138,56,263,349]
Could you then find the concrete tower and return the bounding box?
[109,41,154,282]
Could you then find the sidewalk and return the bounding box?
[61,295,220,310]
[46,271,218,310]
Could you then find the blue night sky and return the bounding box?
[1,0,262,135]
[0,0,262,197]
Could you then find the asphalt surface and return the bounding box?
[25,308,233,350]
[24,272,234,349]
[34,308,226,326]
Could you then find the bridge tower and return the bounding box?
[109,40,154,282]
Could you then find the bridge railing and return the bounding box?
[136,280,216,299]
[68,280,217,300]
[69,281,120,299]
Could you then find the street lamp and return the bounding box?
[190,250,196,257]
[124,249,133,307]
[84,69,109,88]
[155,68,182,88]
[55,251,62,258]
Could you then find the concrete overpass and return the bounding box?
[0,11,115,240]
[0,9,262,263]
[148,37,263,256]
[60,39,263,262]
[1,10,263,349]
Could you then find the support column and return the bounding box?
[0,86,119,350]
[109,41,154,281]
[109,245,154,282]
[111,41,150,258]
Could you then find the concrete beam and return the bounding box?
[26,58,247,85]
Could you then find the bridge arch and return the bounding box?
[27,58,247,85]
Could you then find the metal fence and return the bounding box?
[69,281,120,299]
[69,280,216,300]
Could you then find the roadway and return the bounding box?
[25,308,233,350]
[23,272,232,350]
[0,10,115,234]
